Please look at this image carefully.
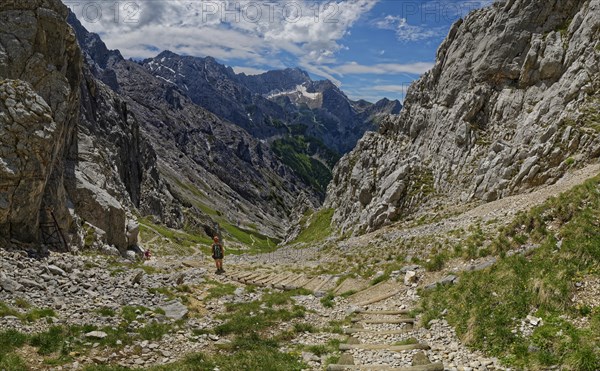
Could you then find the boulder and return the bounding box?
[159,301,188,320]
[126,220,140,247]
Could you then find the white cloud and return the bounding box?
[66,0,378,77]
[232,66,267,75]
[336,61,434,75]
[373,1,494,42]
[375,15,446,42]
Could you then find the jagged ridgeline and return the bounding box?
[0,0,313,249]
[0,0,399,251]
[326,0,600,234]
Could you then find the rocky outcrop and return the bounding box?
[0,0,81,242]
[0,80,59,241]
[67,16,322,239]
[0,0,155,251]
[326,0,600,233]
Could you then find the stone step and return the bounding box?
[236,272,262,284]
[268,273,296,287]
[327,363,444,371]
[301,276,326,291]
[244,272,272,284]
[355,309,411,315]
[254,273,281,286]
[333,277,369,295]
[352,318,415,324]
[342,327,412,335]
[356,289,402,306]
[235,271,256,280]
[283,275,313,290]
[224,272,250,281]
[339,343,430,352]
[348,280,400,305]
[313,275,335,293]
[276,274,305,289]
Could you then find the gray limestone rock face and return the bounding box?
[326,0,600,234]
[0,0,82,243]
[0,81,58,241]
[0,0,165,249]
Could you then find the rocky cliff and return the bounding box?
[326,0,600,233]
[1,0,195,250]
[67,13,323,240]
[0,0,81,243]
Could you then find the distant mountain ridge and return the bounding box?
[140,50,401,155]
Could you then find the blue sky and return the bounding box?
[66,0,493,102]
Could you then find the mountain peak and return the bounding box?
[155,50,180,59]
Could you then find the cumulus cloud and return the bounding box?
[373,0,495,42]
[66,0,378,74]
[375,15,446,42]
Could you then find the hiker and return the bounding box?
[144,248,152,260]
[211,236,225,274]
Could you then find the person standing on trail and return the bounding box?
[211,236,225,274]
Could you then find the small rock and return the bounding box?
[47,265,66,276]
[412,351,430,366]
[159,301,188,320]
[526,315,542,326]
[404,271,418,286]
[85,331,108,339]
[0,277,22,293]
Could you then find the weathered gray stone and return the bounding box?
[1,277,22,293]
[159,301,188,320]
[325,0,600,234]
[47,264,66,276]
[85,331,108,339]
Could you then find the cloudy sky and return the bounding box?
[65,0,494,102]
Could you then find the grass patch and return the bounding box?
[205,283,237,301]
[320,293,335,308]
[272,135,338,194]
[214,289,307,336]
[95,307,116,317]
[0,301,20,318]
[293,323,318,333]
[14,298,31,309]
[421,175,600,370]
[0,302,55,323]
[138,322,171,341]
[292,208,334,245]
[22,308,56,322]
[218,220,278,253]
[0,329,28,354]
[153,332,305,371]
[0,352,27,371]
[394,337,418,346]
[121,306,154,323]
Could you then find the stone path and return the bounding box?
[224,263,507,371]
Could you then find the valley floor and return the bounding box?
[1,162,599,370]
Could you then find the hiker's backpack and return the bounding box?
[213,243,223,259]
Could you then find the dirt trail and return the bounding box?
[353,161,600,245]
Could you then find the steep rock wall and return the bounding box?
[0,0,81,242]
[326,0,600,233]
